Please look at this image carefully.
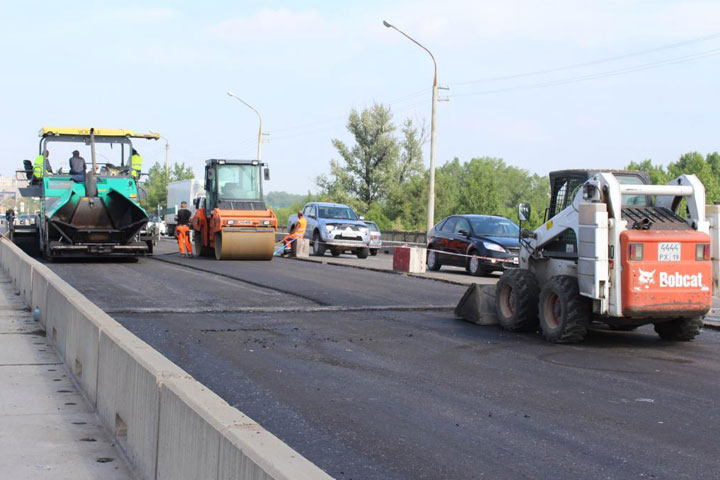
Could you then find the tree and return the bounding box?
[318,103,400,210]
[140,162,195,214]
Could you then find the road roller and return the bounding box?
[12,127,158,258]
[192,159,277,260]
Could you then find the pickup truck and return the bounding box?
[287,202,371,258]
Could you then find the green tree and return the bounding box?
[140,162,195,214]
[627,159,668,185]
[318,103,400,210]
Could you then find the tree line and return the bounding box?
[140,103,719,231]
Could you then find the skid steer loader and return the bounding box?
[495,169,714,343]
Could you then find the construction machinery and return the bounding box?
[12,127,158,258]
[494,169,714,343]
[192,159,277,260]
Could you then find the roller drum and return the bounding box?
[214,228,275,260]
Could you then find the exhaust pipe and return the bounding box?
[85,128,98,198]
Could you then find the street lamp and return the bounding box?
[150,131,170,178]
[383,20,439,233]
[227,91,263,162]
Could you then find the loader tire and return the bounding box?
[538,276,591,343]
[654,317,703,341]
[495,269,540,332]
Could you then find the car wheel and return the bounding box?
[356,248,369,259]
[370,248,378,256]
[427,248,441,271]
[467,251,486,277]
[331,248,341,257]
[312,231,326,256]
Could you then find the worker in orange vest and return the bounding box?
[281,210,307,256]
[175,201,193,257]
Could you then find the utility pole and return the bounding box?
[383,20,443,232]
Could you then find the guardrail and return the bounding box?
[0,238,332,480]
[276,226,426,245]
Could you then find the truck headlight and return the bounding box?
[483,242,506,253]
[227,220,235,225]
[359,227,368,233]
[262,220,270,226]
[325,225,335,231]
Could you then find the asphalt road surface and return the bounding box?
[45,247,720,480]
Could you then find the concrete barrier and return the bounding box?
[0,237,333,480]
[393,246,427,274]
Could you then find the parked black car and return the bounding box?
[426,215,520,276]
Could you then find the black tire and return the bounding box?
[426,247,441,271]
[312,231,326,256]
[370,249,378,256]
[467,250,487,277]
[654,317,703,341]
[214,233,223,260]
[356,248,369,259]
[495,269,540,332]
[331,248,341,257]
[194,230,213,257]
[538,276,591,343]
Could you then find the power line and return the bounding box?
[453,32,720,86]
[451,47,720,98]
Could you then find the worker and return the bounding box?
[5,208,15,226]
[32,150,52,183]
[130,149,143,179]
[69,150,86,182]
[281,210,307,256]
[175,201,193,257]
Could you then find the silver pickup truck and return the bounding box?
[287,202,371,258]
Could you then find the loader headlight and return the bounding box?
[227,220,236,225]
[483,242,506,253]
[262,220,270,226]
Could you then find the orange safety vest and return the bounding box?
[292,217,307,239]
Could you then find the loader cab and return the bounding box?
[541,169,651,258]
[204,159,269,212]
[547,169,651,220]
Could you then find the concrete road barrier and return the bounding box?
[0,237,334,480]
[393,246,427,274]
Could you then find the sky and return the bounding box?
[1,0,718,194]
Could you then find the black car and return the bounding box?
[426,215,520,276]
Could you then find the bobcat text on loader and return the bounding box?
[495,169,714,343]
[11,127,158,258]
[192,159,277,260]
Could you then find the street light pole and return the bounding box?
[383,20,439,232]
[227,91,263,162]
[150,131,170,179]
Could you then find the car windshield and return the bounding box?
[216,164,261,200]
[470,217,519,237]
[318,206,358,220]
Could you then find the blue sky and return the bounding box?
[1,0,718,193]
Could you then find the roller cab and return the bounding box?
[193,159,277,260]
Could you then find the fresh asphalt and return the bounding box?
[44,239,720,480]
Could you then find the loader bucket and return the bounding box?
[49,189,148,245]
[214,228,275,260]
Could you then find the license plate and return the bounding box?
[513,257,519,264]
[658,242,681,261]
